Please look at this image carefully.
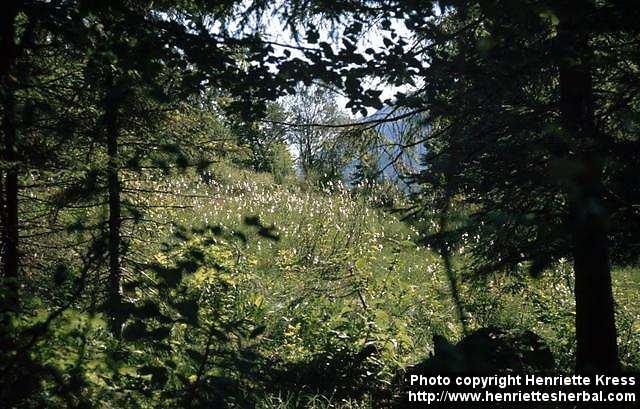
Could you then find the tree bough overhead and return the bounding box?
[1,0,639,407]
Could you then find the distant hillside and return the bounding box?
[343,107,428,190]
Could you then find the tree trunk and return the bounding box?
[105,93,123,337]
[1,1,20,311]
[438,183,469,336]
[557,5,619,373]
[1,84,18,299]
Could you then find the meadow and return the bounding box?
[110,160,640,406]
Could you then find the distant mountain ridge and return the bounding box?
[343,107,428,189]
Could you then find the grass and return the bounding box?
[132,160,640,377]
[24,159,638,407]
